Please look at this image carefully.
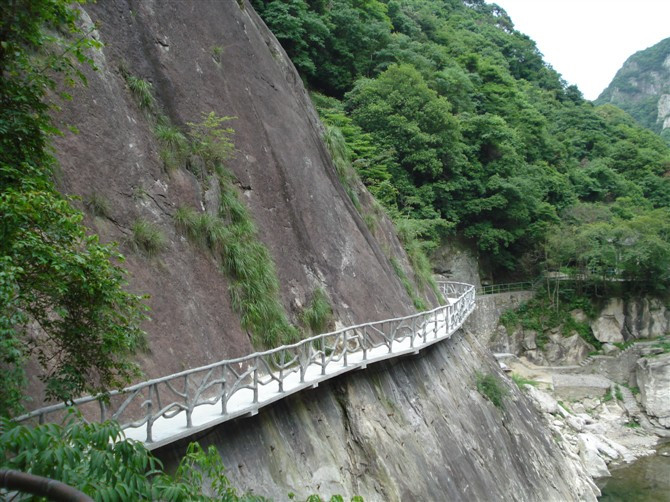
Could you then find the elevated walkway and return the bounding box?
[15,282,475,450]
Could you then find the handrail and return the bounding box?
[14,281,475,449]
[477,282,533,295]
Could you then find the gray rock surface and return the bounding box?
[636,353,670,428]
[624,298,670,339]
[158,332,598,501]
[544,334,595,365]
[578,434,611,478]
[591,299,625,343]
[41,0,424,400]
[553,374,612,401]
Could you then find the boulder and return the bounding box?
[525,386,559,414]
[571,309,588,323]
[590,298,625,343]
[523,349,548,366]
[577,434,610,478]
[636,353,670,428]
[523,330,538,350]
[544,334,595,366]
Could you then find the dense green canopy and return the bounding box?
[255,0,670,290]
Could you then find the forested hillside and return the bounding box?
[596,37,670,144]
[254,0,670,291]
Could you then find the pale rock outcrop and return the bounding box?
[591,299,625,343]
[544,333,595,365]
[624,298,670,339]
[636,353,670,428]
[525,385,559,414]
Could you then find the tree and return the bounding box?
[0,0,147,416]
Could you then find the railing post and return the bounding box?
[185,374,192,429]
[321,338,327,375]
[221,365,228,415]
[278,351,284,393]
[410,316,415,348]
[300,343,308,383]
[343,330,348,366]
[146,384,154,443]
[99,399,107,422]
[362,327,368,361]
[253,357,259,404]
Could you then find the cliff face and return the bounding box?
[48,0,595,499]
[158,332,597,501]
[596,37,670,143]
[47,0,422,388]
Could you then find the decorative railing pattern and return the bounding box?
[15,282,475,450]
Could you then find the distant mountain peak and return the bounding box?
[595,37,670,144]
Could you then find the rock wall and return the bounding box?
[636,353,670,428]
[42,0,422,398]
[590,297,670,344]
[156,331,597,501]
[465,291,534,344]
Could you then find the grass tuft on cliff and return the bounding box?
[302,288,334,335]
[170,113,298,348]
[476,372,508,409]
[130,219,166,257]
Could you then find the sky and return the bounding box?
[488,0,670,100]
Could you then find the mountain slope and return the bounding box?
[27,0,600,499]
[596,37,670,143]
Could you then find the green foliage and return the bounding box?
[500,290,602,351]
[0,415,267,501]
[124,74,156,111]
[475,372,508,409]
[218,182,299,347]
[259,0,670,285]
[301,288,333,335]
[188,112,236,175]
[130,219,166,257]
[394,218,442,299]
[602,388,613,402]
[172,114,298,348]
[211,45,224,63]
[0,0,146,416]
[614,385,623,402]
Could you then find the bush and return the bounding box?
[0,415,266,501]
[476,372,508,409]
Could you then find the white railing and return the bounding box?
[15,282,475,449]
